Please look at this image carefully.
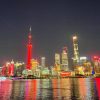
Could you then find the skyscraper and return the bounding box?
[41,57,46,68]
[55,53,60,65]
[26,27,32,70]
[72,35,80,65]
[61,47,69,71]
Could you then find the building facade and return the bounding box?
[61,47,69,71]
[72,35,80,65]
[41,57,46,68]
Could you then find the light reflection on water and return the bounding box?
[0,78,100,100]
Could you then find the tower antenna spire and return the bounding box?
[29,26,31,32]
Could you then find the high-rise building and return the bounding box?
[26,27,32,70]
[55,53,60,65]
[41,57,46,67]
[72,35,80,65]
[31,59,39,71]
[61,47,69,71]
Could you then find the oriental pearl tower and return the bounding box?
[26,27,32,70]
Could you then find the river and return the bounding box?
[0,78,100,100]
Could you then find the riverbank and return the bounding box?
[1,75,100,80]
[8,76,100,80]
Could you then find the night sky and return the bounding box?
[0,0,100,65]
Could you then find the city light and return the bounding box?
[0,28,100,79]
[73,36,77,40]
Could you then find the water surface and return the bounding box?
[0,78,100,100]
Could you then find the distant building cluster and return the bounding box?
[0,29,100,78]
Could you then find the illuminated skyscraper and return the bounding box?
[31,59,39,71]
[41,57,46,67]
[72,35,80,65]
[55,53,60,65]
[61,47,69,71]
[26,27,32,70]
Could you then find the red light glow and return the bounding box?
[27,44,32,69]
[95,78,100,99]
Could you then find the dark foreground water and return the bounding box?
[0,78,100,100]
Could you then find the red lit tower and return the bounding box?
[27,27,32,70]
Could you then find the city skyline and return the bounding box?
[0,1,100,65]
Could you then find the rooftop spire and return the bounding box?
[28,27,32,44]
[29,26,31,32]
